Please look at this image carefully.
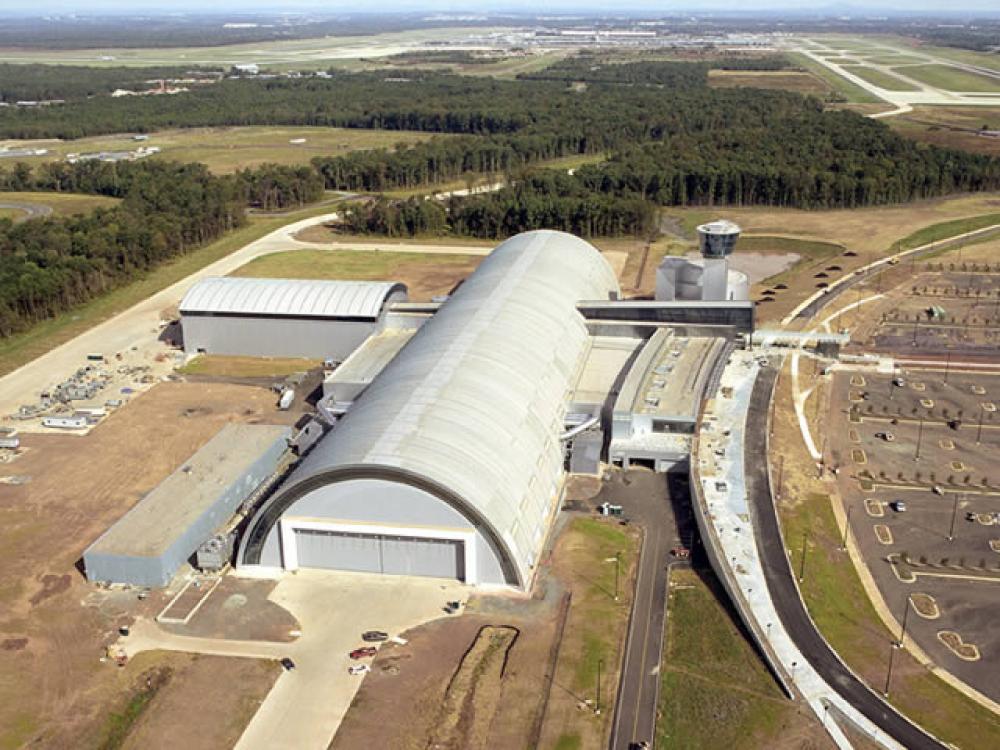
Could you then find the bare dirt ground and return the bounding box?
[330,513,638,750]
[0,381,299,748]
[119,654,280,750]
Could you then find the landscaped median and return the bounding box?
[657,567,826,749]
[770,359,1000,749]
[541,516,639,750]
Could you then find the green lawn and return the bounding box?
[657,567,804,749]
[177,355,319,377]
[787,52,883,103]
[897,212,1000,251]
[897,65,1000,93]
[229,248,475,281]
[0,191,120,216]
[841,65,920,92]
[0,201,342,377]
[3,127,439,175]
[779,490,1000,749]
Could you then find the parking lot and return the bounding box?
[829,368,1000,700]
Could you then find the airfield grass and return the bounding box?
[0,207,22,221]
[896,64,1000,93]
[884,40,1000,74]
[0,201,341,377]
[0,190,120,216]
[897,212,1000,250]
[657,566,816,750]
[786,52,881,103]
[4,126,439,174]
[861,55,926,65]
[708,70,833,96]
[841,65,920,91]
[889,106,1000,156]
[229,247,473,280]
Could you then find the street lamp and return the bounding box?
[948,494,961,542]
[604,553,621,601]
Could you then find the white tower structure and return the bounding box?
[656,219,749,302]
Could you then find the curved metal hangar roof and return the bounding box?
[179,277,406,320]
[242,230,619,588]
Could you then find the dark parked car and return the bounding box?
[280,657,296,671]
[362,630,389,642]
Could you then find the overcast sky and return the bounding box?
[8,1,1000,15]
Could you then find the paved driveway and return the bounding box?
[122,569,468,750]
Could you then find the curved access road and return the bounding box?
[745,370,946,750]
[0,200,53,221]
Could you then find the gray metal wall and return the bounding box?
[256,478,506,585]
[181,315,377,361]
[295,529,463,580]
[84,427,290,587]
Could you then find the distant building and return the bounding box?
[232,63,260,75]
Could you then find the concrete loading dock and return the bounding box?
[84,423,291,586]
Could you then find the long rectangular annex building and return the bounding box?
[84,423,290,587]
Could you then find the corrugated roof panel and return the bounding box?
[277,230,620,587]
[179,277,406,320]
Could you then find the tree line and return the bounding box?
[341,171,656,239]
[0,64,220,104]
[0,159,322,337]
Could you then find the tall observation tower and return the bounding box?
[655,219,749,302]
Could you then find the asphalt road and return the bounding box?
[0,200,52,221]
[745,368,947,750]
[603,471,692,750]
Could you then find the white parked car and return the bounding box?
[348,664,371,676]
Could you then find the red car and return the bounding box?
[350,647,377,660]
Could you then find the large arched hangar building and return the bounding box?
[239,231,620,589]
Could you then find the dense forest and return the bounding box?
[0,159,322,337]
[5,25,1000,338]
[0,64,220,104]
[342,172,655,238]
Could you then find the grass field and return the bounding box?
[897,212,1000,250]
[3,126,439,174]
[229,247,482,300]
[708,70,832,96]
[657,567,821,749]
[890,107,1000,156]
[0,190,120,217]
[862,55,926,65]
[178,355,319,377]
[786,52,882,103]
[0,201,342,377]
[841,65,920,91]
[544,517,638,750]
[772,370,1000,750]
[896,64,1000,93]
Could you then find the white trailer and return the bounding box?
[42,415,88,430]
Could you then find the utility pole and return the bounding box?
[977,407,985,445]
[798,530,809,583]
[914,417,924,462]
[949,494,961,542]
[776,454,785,500]
[897,594,912,648]
[614,551,621,602]
[841,504,854,550]
[944,349,952,385]
[595,658,602,715]
[884,637,897,698]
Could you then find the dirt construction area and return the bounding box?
[329,513,640,750]
[0,381,301,748]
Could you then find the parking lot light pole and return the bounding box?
[949,494,961,542]
[976,407,985,445]
[595,658,602,715]
[798,530,809,583]
[884,638,898,699]
[914,417,924,462]
[897,594,912,648]
[841,504,853,551]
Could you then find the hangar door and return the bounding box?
[293,528,465,581]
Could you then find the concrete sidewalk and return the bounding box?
[120,569,467,750]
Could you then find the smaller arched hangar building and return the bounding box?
[238,231,620,589]
[180,277,408,361]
